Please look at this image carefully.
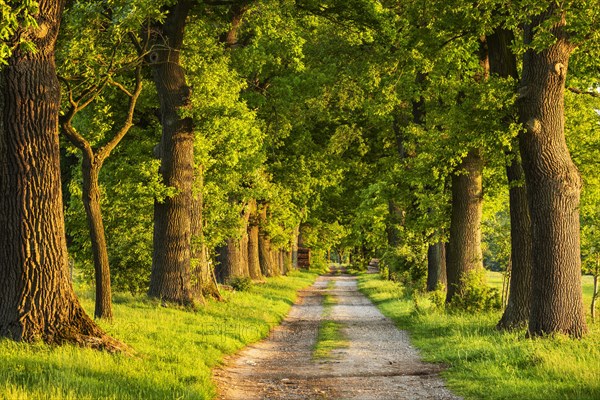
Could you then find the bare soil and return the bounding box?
[214,271,461,400]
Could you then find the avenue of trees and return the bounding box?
[1,0,599,348]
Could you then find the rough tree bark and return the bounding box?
[0,0,119,349]
[427,242,447,291]
[258,203,276,277]
[247,199,262,280]
[191,166,221,299]
[148,0,195,305]
[445,149,484,303]
[216,237,248,283]
[517,8,587,337]
[486,27,534,330]
[215,201,251,283]
[498,150,534,329]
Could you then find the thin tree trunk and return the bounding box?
[60,64,142,321]
[518,8,587,337]
[497,150,533,329]
[427,242,447,291]
[277,249,285,275]
[247,199,262,280]
[592,255,598,321]
[446,149,484,303]
[0,0,118,349]
[148,0,195,305]
[81,161,112,320]
[191,167,220,299]
[487,27,534,330]
[285,249,293,273]
[291,225,299,269]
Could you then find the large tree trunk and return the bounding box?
[518,8,587,337]
[81,160,112,320]
[259,235,275,277]
[215,203,251,283]
[148,0,195,305]
[427,242,447,291]
[191,167,220,300]
[0,0,118,349]
[216,237,247,283]
[247,199,262,280]
[258,204,276,277]
[487,28,534,330]
[446,149,484,303]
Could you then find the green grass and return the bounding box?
[486,270,598,313]
[312,278,348,360]
[358,273,600,400]
[0,270,317,400]
[312,320,347,359]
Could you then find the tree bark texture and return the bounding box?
[0,0,117,349]
[247,199,262,280]
[446,149,484,303]
[259,234,275,277]
[291,225,299,269]
[148,0,195,305]
[215,202,251,283]
[487,28,534,330]
[191,168,220,300]
[518,8,587,337]
[258,204,277,276]
[216,236,249,283]
[497,151,533,330]
[81,163,113,320]
[427,242,447,291]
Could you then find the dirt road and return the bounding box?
[214,272,461,400]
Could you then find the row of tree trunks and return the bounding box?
[487,27,533,331]
[0,0,119,349]
[216,201,299,282]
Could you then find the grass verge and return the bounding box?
[313,321,347,359]
[312,279,348,360]
[0,270,317,400]
[358,273,600,400]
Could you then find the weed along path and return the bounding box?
[214,271,461,400]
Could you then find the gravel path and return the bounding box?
[214,272,461,400]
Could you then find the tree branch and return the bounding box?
[97,65,144,162]
[568,87,600,98]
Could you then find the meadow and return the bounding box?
[0,271,317,399]
[358,272,600,400]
